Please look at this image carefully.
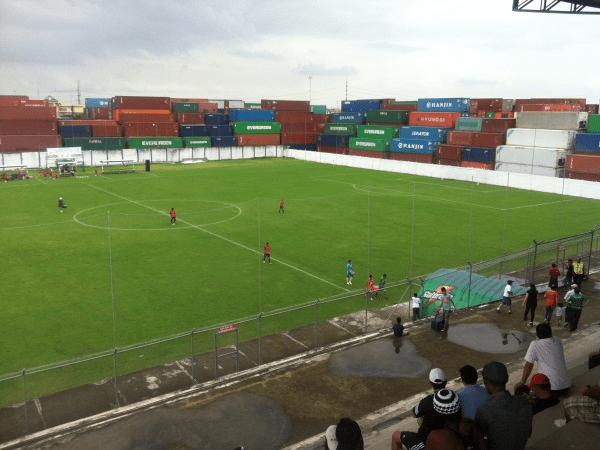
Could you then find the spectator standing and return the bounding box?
[573,256,585,286]
[412,293,421,320]
[544,286,558,323]
[567,286,589,333]
[563,258,574,287]
[457,365,489,420]
[563,284,577,327]
[474,361,533,450]
[392,316,409,337]
[522,283,538,326]
[521,323,571,395]
[497,280,513,314]
[437,287,456,332]
[548,263,560,290]
[555,302,565,326]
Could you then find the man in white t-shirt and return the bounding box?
[412,293,421,320]
[497,280,514,314]
[520,322,571,395]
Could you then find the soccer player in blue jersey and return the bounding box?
[346,260,354,285]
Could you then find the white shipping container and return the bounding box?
[496,145,567,167]
[505,128,575,149]
[502,98,515,112]
[228,100,245,109]
[515,112,588,130]
[209,99,226,109]
[495,162,565,178]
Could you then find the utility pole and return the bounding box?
[77,81,81,105]
[345,78,348,101]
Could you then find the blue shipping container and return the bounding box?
[462,146,496,163]
[211,136,237,147]
[399,126,450,143]
[205,113,230,126]
[208,125,234,137]
[318,134,352,147]
[341,100,381,113]
[574,133,600,153]
[60,125,92,138]
[85,98,110,108]
[180,125,209,137]
[228,109,275,122]
[389,138,437,154]
[417,98,470,113]
[332,113,366,123]
[289,144,318,151]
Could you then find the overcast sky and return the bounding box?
[1,0,599,108]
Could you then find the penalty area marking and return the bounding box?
[82,182,349,293]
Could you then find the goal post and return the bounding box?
[99,160,135,174]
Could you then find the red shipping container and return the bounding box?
[0,135,62,152]
[0,99,22,107]
[515,98,585,108]
[566,154,600,172]
[118,113,176,123]
[280,132,318,145]
[438,144,464,161]
[585,104,599,115]
[316,123,325,133]
[0,95,28,100]
[261,100,310,112]
[312,114,331,124]
[88,107,111,120]
[409,112,462,128]
[517,103,583,112]
[0,106,57,120]
[347,149,388,158]
[114,96,170,110]
[460,161,494,170]
[447,131,474,146]
[280,122,319,132]
[481,118,516,133]
[319,145,348,154]
[437,158,461,167]
[472,132,505,147]
[171,98,208,104]
[0,120,57,136]
[113,110,173,121]
[123,122,179,137]
[477,110,487,118]
[469,98,503,114]
[196,102,219,113]
[389,152,434,163]
[565,169,600,182]
[58,120,118,126]
[381,103,418,112]
[234,134,281,146]
[275,111,314,123]
[22,99,50,107]
[91,125,123,137]
[177,113,205,124]
[493,111,515,119]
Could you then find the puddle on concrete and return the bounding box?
[446,323,532,354]
[329,338,431,378]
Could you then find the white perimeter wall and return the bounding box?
[4,146,600,201]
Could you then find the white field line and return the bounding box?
[82,182,349,293]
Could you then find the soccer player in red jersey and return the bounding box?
[279,199,285,213]
[170,208,176,225]
[264,243,271,264]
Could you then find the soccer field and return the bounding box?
[1,157,598,398]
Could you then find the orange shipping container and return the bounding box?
[112,109,172,121]
[566,154,600,172]
[234,134,281,146]
[460,161,494,170]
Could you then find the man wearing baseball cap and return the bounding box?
[475,361,533,450]
[526,373,560,414]
[393,369,461,450]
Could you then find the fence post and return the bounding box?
[190,328,195,385]
[365,292,369,333]
[315,299,320,349]
[258,313,262,366]
[588,227,597,279]
[532,240,539,285]
[22,369,28,435]
[468,262,472,308]
[112,348,120,408]
[214,333,219,379]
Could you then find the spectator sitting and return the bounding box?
[514,373,560,414]
[326,417,363,450]
[475,361,533,450]
[425,418,487,450]
[555,377,600,427]
[392,317,409,338]
[457,365,489,420]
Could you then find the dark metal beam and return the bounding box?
[513,0,600,14]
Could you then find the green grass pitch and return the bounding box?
[1,157,598,402]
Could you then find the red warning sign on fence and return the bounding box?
[218,324,237,334]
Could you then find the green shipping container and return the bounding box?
[325,123,357,135]
[172,102,199,113]
[63,137,125,150]
[244,103,261,109]
[455,117,483,132]
[310,105,327,114]
[485,111,495,118]
[588,114,600,132]
[184,137,212,147]
[365,110,409,125]
[232,122,281,134]
[127,137,184,149]
[357,125,399,140]
[388,101,418,105]
[349,137,390,151]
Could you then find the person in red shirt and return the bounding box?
[544,287,558,323]
[170,208,176,225]
[548,263,560,290]
[279,199,285,214]
[365,274,378,300]
[263,242,271,264]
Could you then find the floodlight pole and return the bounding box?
[409,182,416,277]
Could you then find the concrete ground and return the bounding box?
[1,275,600,449]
